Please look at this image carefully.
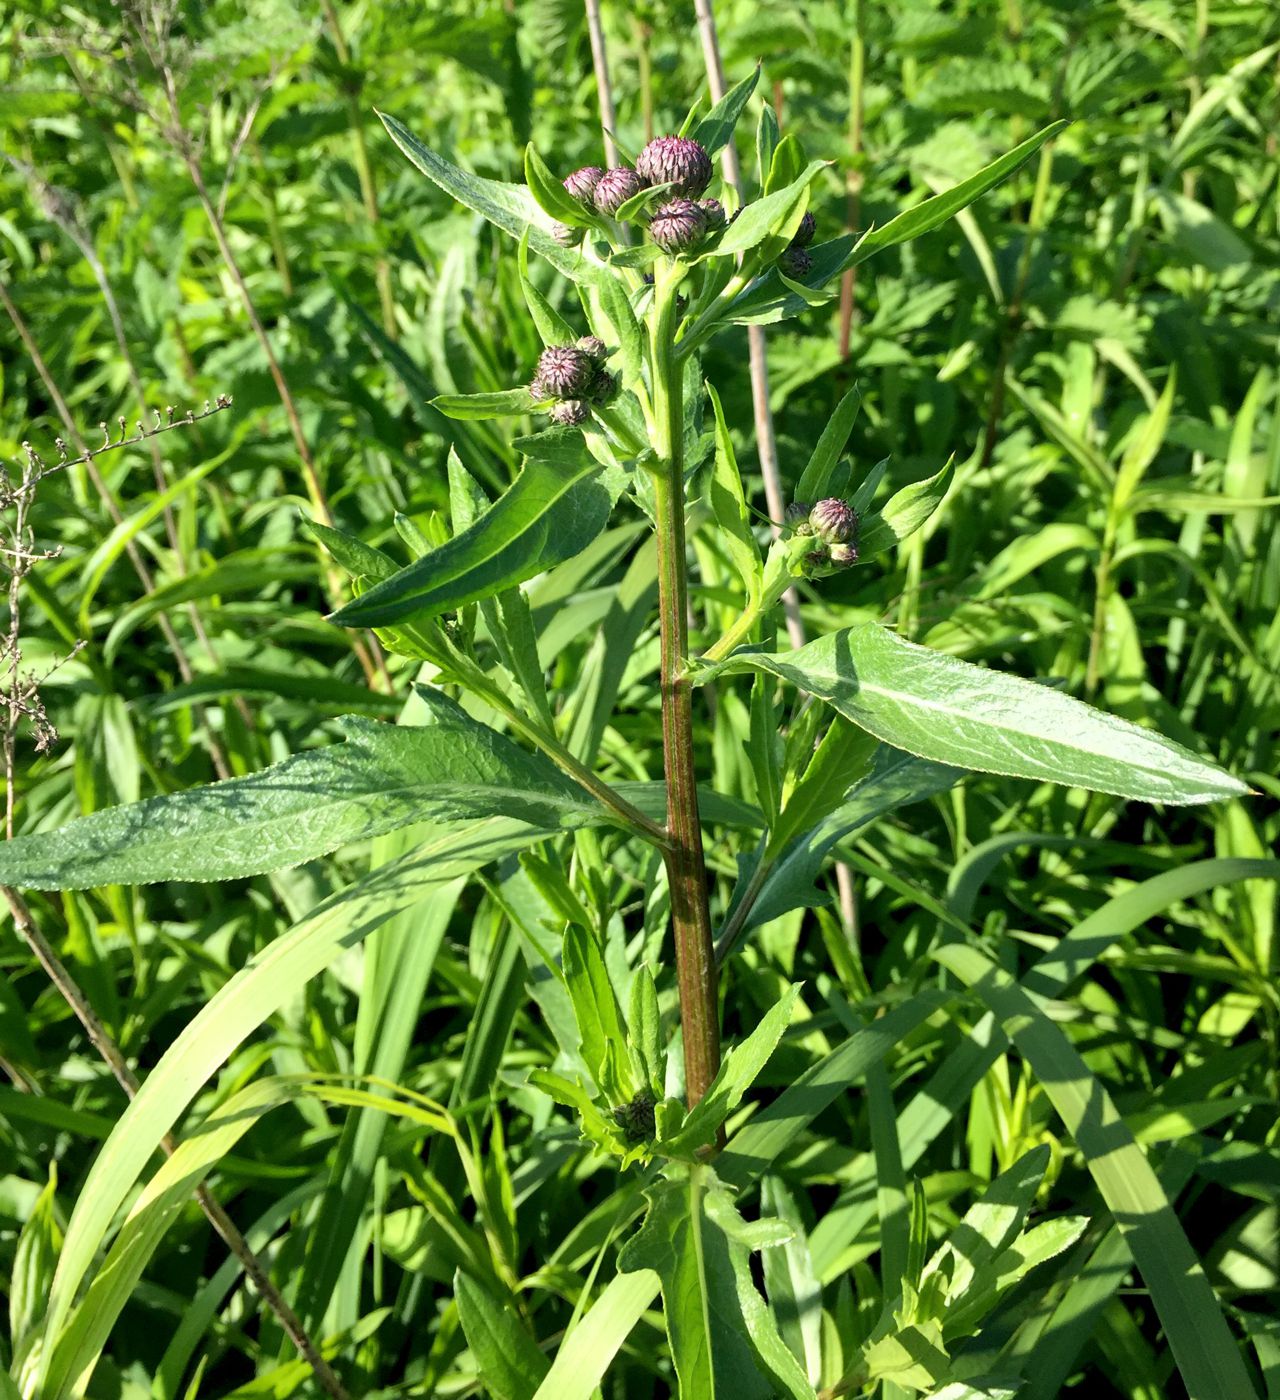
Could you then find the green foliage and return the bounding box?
[2,0,1277,1396]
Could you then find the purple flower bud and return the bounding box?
[529,374,550,402]
[612,1090,656,1144]
[535,344,595,398]
[576,335,608,365]
[699,197,727,231]
[791,210,816,248]
[594,166,647,216]
[828,541,859,566]
[779,246,813,278]
[563,166,605,203]
[549,398,590,426]
[649,197,707,253]
[551,221,580,247]
[636,136,713,198]
[588,369,617,404]
[809,498,858,543]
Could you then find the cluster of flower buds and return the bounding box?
[779,209,817,278]
[561,136,725,257]
[530,338,616,427]
[787,496,860,571]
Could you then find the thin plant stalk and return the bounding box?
[650,264,720,1106]
[692,0,804,650]
[837,0,866,362]
[584,0,621,167]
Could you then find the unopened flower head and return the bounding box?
[588,369,617,404]
[792,211,817,248]
[809,498,858,543]
[612,1090,656,1144]
[779,246,813,278]
[576,335,609,365]
[534,344,595,398]
[549,398,590,426]
[563,166,605,202]
[594,166,647,216]
[785,501,813,531]
[649,198,707,253]
[828,541,859,566]
[551,221,580,247]
[636,136,713,198]
[699,197,727,231]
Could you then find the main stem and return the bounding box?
[650,268,721,1107]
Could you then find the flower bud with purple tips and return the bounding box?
[549,398,590,426]
[649,198,707,253]
[534,344,595,398]
[576,335,608,365]
[779,246,813,278]
[636,136,713,198]
[809,498,858,543]
[699,198,727,231]
[792,211,816,248]
[594,166,647,216]
[563,166,605,203]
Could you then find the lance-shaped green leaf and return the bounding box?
[432,388,536,420]
[692,67,761,158]
[710,161,828,260]
[697,623,1246,804]
[455,1271,550,1400]
[795,385,861,503]
[618,1168,815,1400]
[524,142,593,227]
[332,440,626,628]
[857,457,954,556]
[0,690,604,889]
[663,986,801,1156]
[379,111,606,287]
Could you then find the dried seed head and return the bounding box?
[809,498,858,543]
[649,197,707,253]
[534,343,595,398]
[792,210,817,248]
[779,246,813,278]
[549,398,590,426]
[576,335,609,365]
[636,135,713,198]
[563,165,605,202]
[594,166,647,216]
[699,197,727,231]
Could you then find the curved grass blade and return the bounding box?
[531,1270,660,1400]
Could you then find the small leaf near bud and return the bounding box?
[535,344,595,398]
[779,246,813,278]
[809,498,858,543]
[791,210,817,248]
[563,165,605,202]
[636,136,713,198]
[549,398,590,426]
[576,335,609,365]
[649,197,707,253]
[594,166,647,216]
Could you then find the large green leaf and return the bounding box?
[0,690,603,889]
[530,1271,660,1400]
[332,441,625,628]
[456,1270,550,1399]
[699,623,1245,803]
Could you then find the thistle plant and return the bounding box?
[0,70,1259,1400]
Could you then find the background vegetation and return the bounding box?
[1,0,1278,1395]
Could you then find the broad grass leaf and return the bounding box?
[700,622,1247,804]
[0,691,603,888]
[530,1271,659,1400]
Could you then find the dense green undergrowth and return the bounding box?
[1,1,1278,1396]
